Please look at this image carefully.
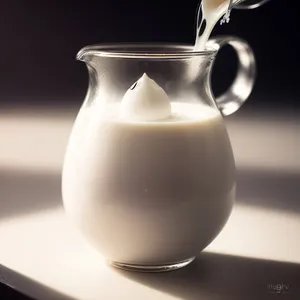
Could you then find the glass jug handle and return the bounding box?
[207,36,256,116]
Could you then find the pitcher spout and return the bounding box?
[77,44,118,62]
[76,46,95,62]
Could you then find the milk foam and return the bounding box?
[120,73,171,122]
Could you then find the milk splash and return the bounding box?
[194,0,233,51]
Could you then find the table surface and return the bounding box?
[0,105,299,300]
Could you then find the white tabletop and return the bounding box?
[0,105,299,300]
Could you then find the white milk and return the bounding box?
[195,0,232,50]
[62,101,235,265]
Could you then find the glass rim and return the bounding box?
[77,43,218,59]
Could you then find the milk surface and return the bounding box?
[62,101,235,264]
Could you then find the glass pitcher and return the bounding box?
[62,36,256,272]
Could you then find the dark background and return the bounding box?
[0,0,299,110]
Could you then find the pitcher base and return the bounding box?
[108,256,196,273]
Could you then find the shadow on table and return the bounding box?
[0,169,62,220]
[115,252,300,300]
[237,168,300,214]
[0,264,75,300]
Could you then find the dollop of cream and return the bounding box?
[120,73,171,121]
